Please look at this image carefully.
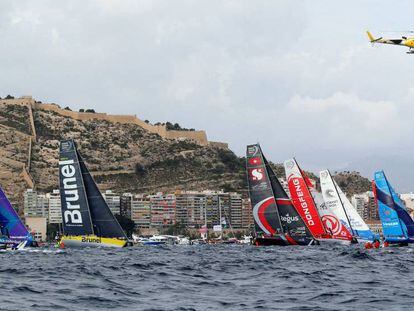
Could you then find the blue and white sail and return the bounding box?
[374,171,414,243]
[320,170,376,242]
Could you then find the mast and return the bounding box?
[203,199,208,241]
[329,170,355,236]
[218,195,222,240]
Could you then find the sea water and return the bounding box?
[0,244,412,310]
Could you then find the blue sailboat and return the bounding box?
[0,187,35,248]
[373,171,414,244]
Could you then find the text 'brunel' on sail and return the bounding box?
[58,139,128,248]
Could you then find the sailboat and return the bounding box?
[373,170,414,245]
[58,139,128,248]
[284,158,353,244]
[246,144,314,246]
[319,170,376,243]
[0,187,35,248]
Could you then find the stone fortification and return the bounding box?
[0,96,227,148]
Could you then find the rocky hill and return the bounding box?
[0,98,245,212]
[0,96,372,213]
[331,171,372,196]
[32,107,245,194]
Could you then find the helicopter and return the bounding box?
[367,31,414,54]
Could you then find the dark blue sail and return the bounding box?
[59,140,94,236]
[77,151,127,239]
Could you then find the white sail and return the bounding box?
[337,182,371,232]
[320,170,353,233]
[320,170,374,240]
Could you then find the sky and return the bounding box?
[1,0,414,190]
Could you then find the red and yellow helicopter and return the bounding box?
[367,31,414,54]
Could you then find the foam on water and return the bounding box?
[0,244,413,310]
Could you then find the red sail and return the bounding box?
[284,159,326,238]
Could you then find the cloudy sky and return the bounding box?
[1,1,414,190]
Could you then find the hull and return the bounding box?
[59,235,127,248]
[289,236,315,246]
[253,236,289,246]
[385,237,414,244]
[316,237,352,245]
[141,241,166,246]
[0,238,37,248]
[355,238,376,244]
[254,235,315,246]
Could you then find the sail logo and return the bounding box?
[247,145,259,156]
[285,160,295,170]
[253,197,277,235]
[60,140,73,152]
[251,182,268,191]
[321,215,341,235]
[324,189,336,199]
[320,171,328,180]
[280,214,299,224]
[383,221,399,227]
[59,159,83,225]
[291,178,315,226]
[251,168,264,181]
[248,157,262,166]
[82,237,101,243]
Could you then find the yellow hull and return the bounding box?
[59,235,127,248]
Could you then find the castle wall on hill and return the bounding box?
[0,96,35,106]
[0,96,227,148]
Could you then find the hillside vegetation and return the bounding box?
[0,101,372,213]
